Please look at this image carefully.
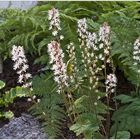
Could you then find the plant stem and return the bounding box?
[136,73,139,96]
[104,57,111,138]
[94,105,107,137]
[67,91,77,121]
[62,90,73,123]
[106,93,111,138]
[0,55,3,74]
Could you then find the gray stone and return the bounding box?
[0,1,38,10]
[0,113,47,139]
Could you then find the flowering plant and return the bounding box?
[29,5,140,138]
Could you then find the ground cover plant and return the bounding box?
[0,1,140,139]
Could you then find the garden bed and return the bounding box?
[1,1,140,139]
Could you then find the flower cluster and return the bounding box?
[105,74,117,93]
[98,22,111,64]
[67,42,78,82]
[86,32,100,79]
[86,32,98,50]
[48,41,68,93]
[78,18,88,75]
[77,18,88,40]
[11,45,32,89]
[99,22,110,46]
[133,38,140,67]
[48,8,61,36]
[77,18,100,89]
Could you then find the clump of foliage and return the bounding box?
[0,80,28,119]
[28,2,138,138]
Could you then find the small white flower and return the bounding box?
[32,95,36,99]
[91,53,94,57]
[89,77,93,84]
[43,112,46,115]
[99,43,104,49]
[95,89,98,93]
[60,35,64,40]
[107,59,110,63]
[27,98,32,102]
[134,62,138,65]
[101,65,105,69]
[68,94,72,98]
[134,45,139,50]
[97,96,101,100]
[52,31,58,36]
[99,54,103,59]
[37,99,41,103]
[94,102,97,106]
[104,49,109,55]
[25,73,32,79]
[18,74,24,83]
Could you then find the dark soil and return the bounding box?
[116,68,135,94]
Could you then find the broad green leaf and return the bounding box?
[70,113,103,138]
[3,86,28,107]
[111,131,130,139]
[4,111,14,119]
[74,95,89,113]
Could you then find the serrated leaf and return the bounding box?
[112,98,140,135]
[114,94,136,104]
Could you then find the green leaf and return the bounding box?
[0,80,5,89]
[3,86,28,107]
[70,123,99,137]
[38,38,49,55]
[34,55,48,65]
[70,113,103,138]
[4,111,14,119]
[30,73,65,138]
[74,95,89,113]
[114,94,136,103]
[112,98,140,135]
[111,131,130,139]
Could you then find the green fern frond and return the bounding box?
[30,73,66,138]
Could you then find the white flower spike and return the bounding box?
[48,8,61,36]
[11,45,32,89]
[47,41,68,93]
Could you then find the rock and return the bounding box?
[0,113,47,139]
[0,1,38,10]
